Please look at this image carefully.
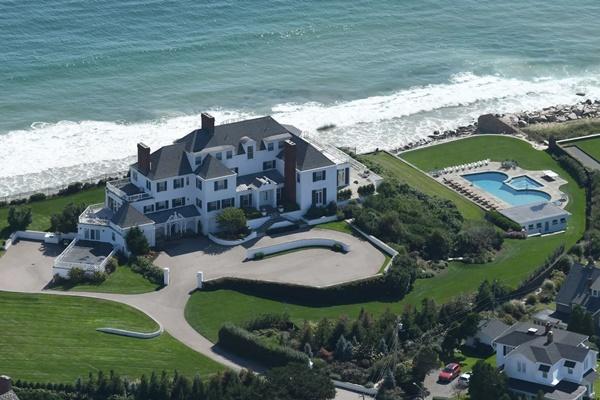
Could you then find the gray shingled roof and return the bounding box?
[500,201,570,224]
[132,142,193,180]
[176,116,291,153]
[177,116,333,171]
[236,170,284,191]
[477,319,510,340]
[196,154,234,179]
[507,377,586,400]
[145,205,200,224]
[495,322,590,365]
[111,204,153,228]
[556,263,600,315]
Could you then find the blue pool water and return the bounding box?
[463,172,551,206]
[507,175,543,190]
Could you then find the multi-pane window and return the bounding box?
[216,152,222,160]
[195,156,202,165]
[132,171,138,181]
[146,180,151,190]
[240,194,253,208]
[173,177,184,189]
[221,198,235,208]
[214,179,228,191]
[226,150,233,159]
[196,177,202,190]
[172,197,185,208]
[278,141,285,149]
[247,145,254,159]
[263,160,276,170]
[84,228,100,240]
[207,201,220,212]
[267,142,274,151]
[313,170,326,182]
[157,181,167,192]
[143,204,154,214]
[196,198,202,209]
[155,200,168,211]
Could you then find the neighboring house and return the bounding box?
[0,376,19,400]
[556,262,600,328]
[53,114,379,276]
[493,322,597,400]
[500,201,571,236]
[465,318,509,351]
[532,309,568,331]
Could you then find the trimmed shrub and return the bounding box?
[332,243,344,253]
[267,224,300,235]
[217,207,248,239]
[553,155,587,187]
[218,323,308,368]
[242,207,263,220]
[105,257,118,274]
[130,257,163,285]
[67,267,86,283]
[357,184,375,196]
[244,313,291,331]
[57,182,83,196]
[485,210,522,232]
[326,201,338,216]
[337,188,352,201]
[304,206,327,220]
[28,193,47,202]
[254,252,264,260]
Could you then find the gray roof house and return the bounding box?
[500,201,571,236]
[556,262,600,322]
[465,318,510,350]
[0,376,19,400]
[493,322,597,400]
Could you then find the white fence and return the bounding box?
[53,239,116,278]
[346,220,398,272]
[208,231,258,246]
[96,327,163,339]
[3,230,76,251]
[304,215,340,226]
[247,216,270,230]
[246,238,349,259]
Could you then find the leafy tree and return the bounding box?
[412,346,439,382]
[469,360,507,400]
[568,305,595,336]
[217,207,248,237]
[49,202,86,233]
[126,226,150,256]
[424,230,451,260]
[265,363,336,400]
[7,206,32,232]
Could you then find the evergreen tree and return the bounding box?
[148,372,160,400]
[378,338,389,354]
[304,342,313,358]
[190,375,205,400]
[136,375,149,400]
[382,368,396,390]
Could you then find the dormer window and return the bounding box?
[226,150,233,159]
[247,145,254,160]
[195,155,202,165]
[538,364,549,379]
[593,289,598,297]
[267,142,274,151]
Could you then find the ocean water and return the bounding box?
[2,0,600,196]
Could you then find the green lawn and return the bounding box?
[567,136,600,163]
[316,220,354,235]
[0,291,224,382]
[0,187,105,238]
[185,136,585,343]
[52,264,161,294]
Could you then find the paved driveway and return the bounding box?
[155,228,385,287]
[0,227,386,374]
[424,369,465,400]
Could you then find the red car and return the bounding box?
[438,363,461,382]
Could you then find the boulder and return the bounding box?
[568,112,578,120]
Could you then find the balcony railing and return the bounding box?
[106,179,152,202]
[79,203,111,226]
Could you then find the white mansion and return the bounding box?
[66,114,373,259]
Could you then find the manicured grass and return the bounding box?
[0,291,224,382]
[568,136,600,163]
[316,220,354,235]
[361,152,484,220]
[451,346,496,372]
[52,264,161,294]
[185,136,585,343]
[0,187,105,238]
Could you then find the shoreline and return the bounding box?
[2,98,600,203]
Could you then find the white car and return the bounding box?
[457,373,471,388]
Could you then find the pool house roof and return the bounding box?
[500,201,570,224]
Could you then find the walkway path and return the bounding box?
[0,228,384,398]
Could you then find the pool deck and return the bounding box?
[432,161,568,211]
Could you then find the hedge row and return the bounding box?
[218,323,308,368]
[485,210,522,232]
[203,274,397,306]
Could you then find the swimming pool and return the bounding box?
[462,172,551,206]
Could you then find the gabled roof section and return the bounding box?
[146,205,200,224]
[556,263,600,314]
[294,136,335,171]
[477,319,510,340]
[111,204,153,228]
[176,116,292,153]
[196,154,234,179]
[132,142,192,180]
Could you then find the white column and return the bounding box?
[196,271,204,289]
[163,268,170,286]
